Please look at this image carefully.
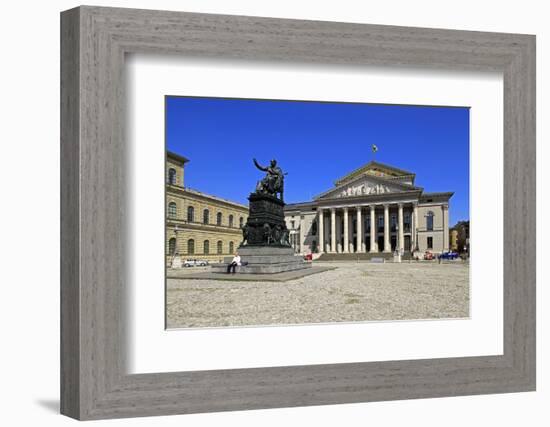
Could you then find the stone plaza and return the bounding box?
[166,261,469,329]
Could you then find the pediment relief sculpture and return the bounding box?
[337,182,392,198]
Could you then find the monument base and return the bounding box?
[211,246,311,274]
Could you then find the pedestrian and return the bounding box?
[226,251,241,274]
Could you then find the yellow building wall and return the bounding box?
[165,152,248,265]
[166,189,248,264]
[166,157,184,187]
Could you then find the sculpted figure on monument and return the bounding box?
[241,223,249,246]
[253,158,285,201]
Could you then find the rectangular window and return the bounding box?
[404,212,411,232]
[427,236,433,249]
[427,214,434,231]
[390,214,397,231]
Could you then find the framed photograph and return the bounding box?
[61,6,535,420]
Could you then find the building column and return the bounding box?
[336,211,341,253]
[343,207,349,253]
[330,208,336,253]
[318,209,324,253]
[383,204,391,253]
[369,205,377,253]
[324,212,330,252]
[299,217,304,254]
[410,204,415,251]
[356,206,363,253]
[443,204,449,251]
[398,203,404,252]
[413,203,420,249]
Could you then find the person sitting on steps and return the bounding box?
[226,251,241,274]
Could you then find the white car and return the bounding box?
[183,259,209,267]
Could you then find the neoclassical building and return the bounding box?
[284,161,453,256]
[166,151,248,264]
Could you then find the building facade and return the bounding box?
[284,161,453,256]
[166,151,248,264]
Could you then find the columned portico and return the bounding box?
[383,204,391,253]
[296,199,450,256]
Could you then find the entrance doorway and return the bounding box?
[404,235,411,251]
[391,236,397,251]
[377,236,384,252]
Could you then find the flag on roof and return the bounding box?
[372,144,378,153]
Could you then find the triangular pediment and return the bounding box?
[315,174,421,200]
[335,161,416,187]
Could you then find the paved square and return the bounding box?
[166,261,469,328]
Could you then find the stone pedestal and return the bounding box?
[211,246,311,274]
[241,193,290,246]
[212,191,310,274]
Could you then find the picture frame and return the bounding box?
[60,5,535,420]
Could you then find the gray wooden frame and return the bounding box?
[61,5,536,420]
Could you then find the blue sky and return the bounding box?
[166,96,469,226]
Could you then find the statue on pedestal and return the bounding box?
[211,157,310,274]
[253,158,285,202]
[239,158,290,248]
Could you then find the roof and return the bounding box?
[334,161,416,186]
[167,151,190,164]
[420,191,454,199]
[284,201,317,211]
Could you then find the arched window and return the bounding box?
[217,240,223,254]
[187,206,194,222]
[203,240,209,255]
[229,241,234,254]
[168,202,177,218]
[228,214,234,228]
[426,211,434,231]
[239,217,244,228]
[187,239,195,255]
[168,168,177,185]
[168,238,176,255]
[203,209,209,224]
[216,212,223,226]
